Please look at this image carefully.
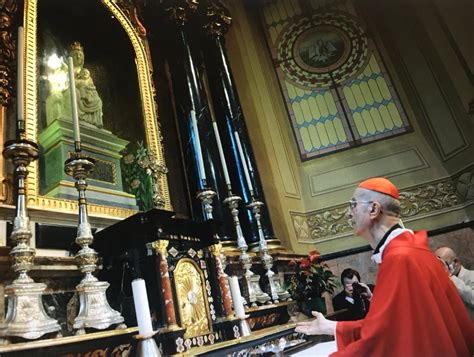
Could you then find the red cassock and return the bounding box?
[332,230,474,357]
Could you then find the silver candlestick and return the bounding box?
[197,187,217,219]
[0,139,61,340]
[224,194,270,306]
[64,152,125,335]
[247,199,291,302]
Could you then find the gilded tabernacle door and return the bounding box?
[22,0,170,218]
[174,259,213,338]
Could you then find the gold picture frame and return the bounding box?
[22,0,171,218]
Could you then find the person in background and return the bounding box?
[332,268,373,321]
[295,177,473,356]
[435,246,474,320]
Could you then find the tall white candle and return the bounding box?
[233,131,254,194]
[228,276,245,318]
[131,279,154,335]
[191,110,206,183]
[212,121,231,187]
[17,27,24,132]
[67,56,80,144]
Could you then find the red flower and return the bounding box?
[309,250,320,263]
[299,258,310,270]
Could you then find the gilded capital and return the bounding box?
[203,2,232,38]
[208,243,222,257]
[152,239,169,255]
[165,0,200,26]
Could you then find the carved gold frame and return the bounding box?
[22,0,171,218]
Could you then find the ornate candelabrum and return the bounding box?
[64,151,125,335]
[1,139,61,340]
[224,194,270,306]
[247,199,291,303]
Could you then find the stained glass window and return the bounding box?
[261,1,410,159]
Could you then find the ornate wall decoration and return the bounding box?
[291,175,469,243]
[0,0,17,106]
[115,0,147,38]
[398,181,460,217]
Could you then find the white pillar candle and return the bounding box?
[17,26,24,131]
[67,56,81,144]
[228,276,245,318]
[190,110,206,183]
[234,131,254,194]
[131,279,154,335]
[212,121,231,187]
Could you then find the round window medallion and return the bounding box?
[277,12,369,88]
[294,25,350,73]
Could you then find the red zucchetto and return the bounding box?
[358,177,399,199]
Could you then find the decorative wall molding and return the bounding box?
[292,167,473,243]
[412,22,468,160]
[309,148,428,196]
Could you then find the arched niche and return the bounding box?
[22,0,171,218]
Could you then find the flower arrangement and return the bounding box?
[288,250,338,307]
[121,141,155,211]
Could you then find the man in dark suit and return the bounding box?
[332,268,374,321]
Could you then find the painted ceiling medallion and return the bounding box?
[277,12,369,88]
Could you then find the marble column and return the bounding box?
[152,239,179,329]
[162,0,233,238]
[202,2,275,244]
[208,243,234,318]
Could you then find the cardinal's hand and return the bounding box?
[295,311,336,336]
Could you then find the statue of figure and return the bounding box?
[69,41,104,128]
[45,41,103,128]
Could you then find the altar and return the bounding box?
[0,0,316,355]
[0,323,334,356]
[92,208,296,355]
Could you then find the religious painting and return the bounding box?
[22,0,170,218]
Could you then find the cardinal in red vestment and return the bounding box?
[295,177,474,356]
